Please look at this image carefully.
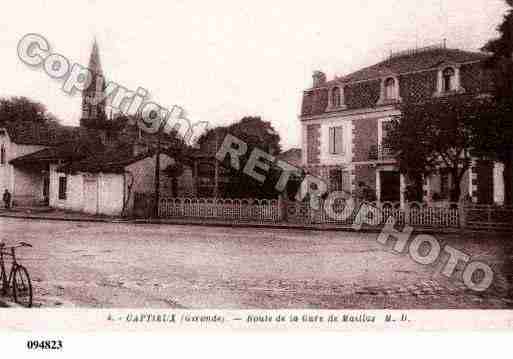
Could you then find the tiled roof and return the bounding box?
[9,140,99,166]
[3,122,78,146]
[325,48,489,86]
[57,147,154,174]
[277,148,302,167]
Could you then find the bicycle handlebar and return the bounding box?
[0,241,32,250]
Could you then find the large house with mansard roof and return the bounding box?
[299,43,505,206]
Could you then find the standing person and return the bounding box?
[3,189,11,210]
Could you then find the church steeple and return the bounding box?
[80,38,108,129]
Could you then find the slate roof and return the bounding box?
[324,48,489,86]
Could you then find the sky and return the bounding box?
[0,0,509,150]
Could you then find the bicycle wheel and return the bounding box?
[12,265,32,308]
[0,268,8,296]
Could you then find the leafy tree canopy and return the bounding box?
[0,96,60,126]
[196,116,283,199]
[197,116,281,156]
[479,0,513,204]
[386,95,488,202]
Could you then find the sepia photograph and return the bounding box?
[0,0,512,344]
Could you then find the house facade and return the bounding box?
[300,44,504,206]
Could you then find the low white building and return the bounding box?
[52,150,193,216]
[0,122,75,206]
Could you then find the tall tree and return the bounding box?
[480,0,513,205]
[197,116,282,198]
[386,95,481,202]
[0,96,57,126]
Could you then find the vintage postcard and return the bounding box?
[1,0,513,352]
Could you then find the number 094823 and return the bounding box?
[27,340,63,350]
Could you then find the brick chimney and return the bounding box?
[312,71,326,87]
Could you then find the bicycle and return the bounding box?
[0,241,33,308]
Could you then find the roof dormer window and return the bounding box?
[384,78,396,100]
[327,86,346,110]
[332,87,341,107]
[435,65,464,96]
[378,76,401,105]
[442,67,455,92]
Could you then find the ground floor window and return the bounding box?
[58,176,67,200]
[329,169,350,192]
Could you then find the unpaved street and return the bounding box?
[1,217,511,308]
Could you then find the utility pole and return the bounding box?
[154,118,168,217]
[214,130,219,198]
[154,131,161,217]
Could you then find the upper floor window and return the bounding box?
[381,120,393,142]
[0,145,5,165]
[378,76,400,104]
[378,119,395,159]
[331,87,341,108]
[442,67,456,92]
[329,126,344,155]
[384,78,396,100]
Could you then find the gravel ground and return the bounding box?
[0,217,511,309]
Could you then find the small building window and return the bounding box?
[381,120,393,142]
[58,177,67,200]
[0,145,5,165]
[331,87,341,108]
[384,78,396,99]
[329,126,344,155]
[442,67,455,92]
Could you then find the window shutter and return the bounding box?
[329,127,334,154]
[342,171,350,192]
[335,126,344,154]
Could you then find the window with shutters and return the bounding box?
[329,126,344,155]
